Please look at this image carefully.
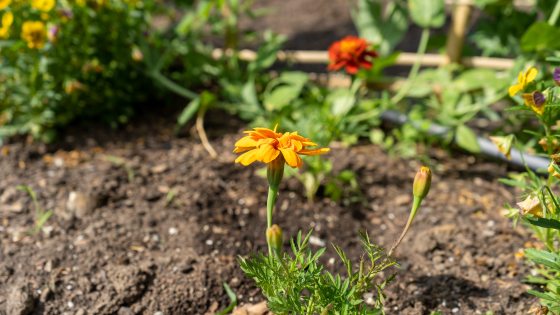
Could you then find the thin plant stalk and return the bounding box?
[388,196,422,257]
[549,0,560,26]
[390,28,430,104]
[195,107,218,158]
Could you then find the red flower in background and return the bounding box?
[328,36,377,74]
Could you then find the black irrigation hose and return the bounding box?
[380,110,550,172]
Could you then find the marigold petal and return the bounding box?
[299,148,330,156]
[253,128,279,139]
[291,139,303,151]
[280,148,302,168]
[258,144,280,163]
[235,149,260,166]
[234,136,258,148]
[233,147,253,153]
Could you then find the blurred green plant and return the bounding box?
[0,0,158,142]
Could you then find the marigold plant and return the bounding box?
[234,126,432,314]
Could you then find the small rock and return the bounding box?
[232,301,268,315]
[6,202,24,213]
[230,277,241,288]
[168,227,178,235]
[6,281,34,315]
[309,235,326,247]
[118,307,134,315]
[144,189,162,202]
[0,187,17,204]
[151,164,168,174]
[66,191,99,219]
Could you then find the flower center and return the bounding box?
[340,39,360,54]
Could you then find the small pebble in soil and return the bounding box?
[168,227,178,235]
[67,301,74,308]
[309,236,326,247]
[206,239,213,246]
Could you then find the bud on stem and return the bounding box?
[389,166,432,256]
[413,166,431,200]
[266,224,283,257]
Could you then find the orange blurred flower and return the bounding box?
[234,127,329,168]
[328,36,377,74]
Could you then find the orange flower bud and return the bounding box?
[266,224,283,256]
[413,166,431,200]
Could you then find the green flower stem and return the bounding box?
[266,185,278,229]
[549,0,560,26]
[266,185,279,256]
[388,196,422,257]
[390,28,430,105]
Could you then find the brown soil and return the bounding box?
[0,110,537,315]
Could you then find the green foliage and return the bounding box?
[469,2,536,57]
[352,0,408,55]
[216,283,238,315]
[407,0,444,29]
[239,230,396,315]
[0,0,157,142]
[521,22,560,53]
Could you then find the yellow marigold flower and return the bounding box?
[21,21,47,49]
[0,0,10,10]
[234,127,330,168]
[0,11,13,39]
[509,66,537,97]
[31,0,55,12]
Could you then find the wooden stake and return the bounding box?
[445,2,472,64]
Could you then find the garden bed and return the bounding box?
[0,113,536,314]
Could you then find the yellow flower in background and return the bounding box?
[234,126,330,168]
[522,91,546,116]
[508,66,537,97]
[31,0,55,12]
[0,11,13,39]
[21,21,47,49]
[0,0,10,10]
[517,195,543,218]
[549,153,560,179]
[489,135,514,160]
